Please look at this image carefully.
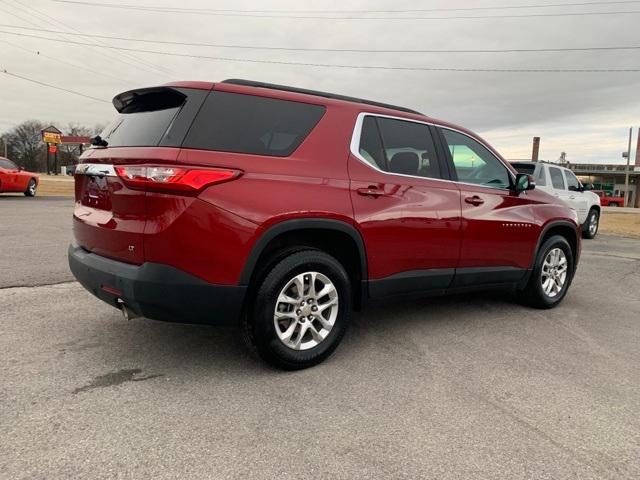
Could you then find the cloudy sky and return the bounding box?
[1,0,639,163]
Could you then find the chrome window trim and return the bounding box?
[349,111,515,191]
[75,163,117,177]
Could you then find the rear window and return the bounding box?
[183,91,326,157]
[99,88,187,148]
[512,163,535,174]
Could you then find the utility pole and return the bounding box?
[623,128,632,207]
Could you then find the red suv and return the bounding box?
[69,79,581,369]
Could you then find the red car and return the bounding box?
[0,157,38,196]
[69,79,581,369]
[593,190,625,207]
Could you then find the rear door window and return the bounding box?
[357,115,443,179]
[535,165,547,186]
[183,91,326,156]
[549,167,566,190]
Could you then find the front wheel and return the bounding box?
[520,235,574,309]
[582,208,599,239]
[24,179,37,197]
[245,250,351,370]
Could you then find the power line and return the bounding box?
[1,30,638,73]
[6,0,174,78]
[51,0,640,14]
[1,23,639,54]
[9,0,174,77]
[50,0,640,19]
[0,3,140,84]
[0,37,129,84]
[1,68,110,103]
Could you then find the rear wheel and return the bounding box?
[520,235,574,309]
[245,249,351,370]
[582,208,599,239]
[24,179,36,197]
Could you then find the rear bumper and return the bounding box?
[68,244,246,326]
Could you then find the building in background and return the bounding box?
[567,163,640,207]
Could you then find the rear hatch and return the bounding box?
[73,85,209,264]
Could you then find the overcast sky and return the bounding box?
[1,0,639,163]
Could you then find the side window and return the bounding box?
[549,167,566,190]
[357,116,442,179]
[0,159,17,169]
[183,91,326,157]
[358,116,386,170]
[440,129,510,188]
[379,117,441,179]
[564,170,581,191]
[535,165,547,186]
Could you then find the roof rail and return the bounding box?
[221,79,422,115]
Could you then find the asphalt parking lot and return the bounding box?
[1,196,639,479]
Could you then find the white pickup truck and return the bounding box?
[512,161,601,239]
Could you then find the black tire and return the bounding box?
[609,202,619,207]
[24,179,37,197]
[244,249,351,370]
[520,235,574,309]
[582,208,599,239]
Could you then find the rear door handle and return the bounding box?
[357,186,385,198]
[464,195,484,206]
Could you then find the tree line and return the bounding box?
[0,120,105,172]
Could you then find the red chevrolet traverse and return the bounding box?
[69,79,581,369]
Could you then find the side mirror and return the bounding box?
[18,166,24,171]
[568,185,583,192]
[515,173,535,193]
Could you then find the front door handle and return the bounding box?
[357,186,384,198]
[464,195,484,206]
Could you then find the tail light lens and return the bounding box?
[114,165,241,194]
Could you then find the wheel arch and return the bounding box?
[240,219,368,308]
[534,220,579,270]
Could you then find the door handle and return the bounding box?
[357,186,384,198]
[464,195,484,206]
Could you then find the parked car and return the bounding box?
[0,157,38,196]
[511,161,601,239]
[69,79,581,369]
[592,190,624,207]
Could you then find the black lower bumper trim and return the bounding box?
[68,245,246,326]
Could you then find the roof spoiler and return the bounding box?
[112,87,186,114]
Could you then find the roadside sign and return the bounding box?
[41,125,62,145]
[43,132,62,144]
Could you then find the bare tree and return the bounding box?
[1,120,45,171]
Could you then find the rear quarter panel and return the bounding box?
[165,103,358,284]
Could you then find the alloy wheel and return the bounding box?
[273,271,339,351]
[541,248,568,298]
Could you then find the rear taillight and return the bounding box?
[114,165,240,194]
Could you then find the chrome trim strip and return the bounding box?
[75,163,117,177]
[349,112,515,191]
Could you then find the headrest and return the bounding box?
[389,151,419,176]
